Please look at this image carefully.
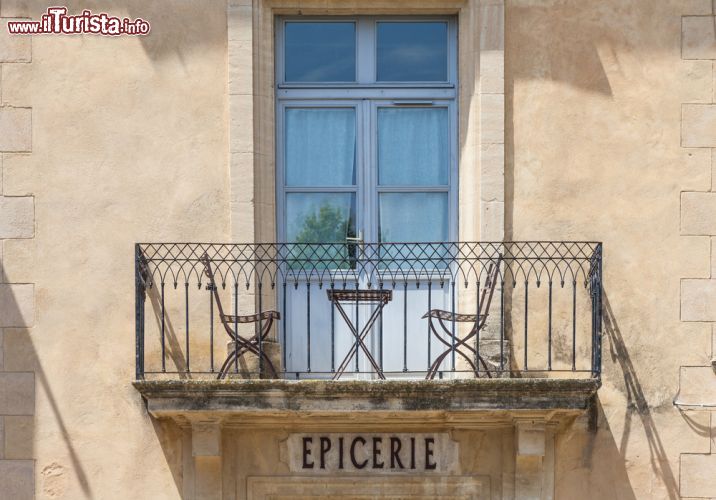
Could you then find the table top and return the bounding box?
[326,289,393,304]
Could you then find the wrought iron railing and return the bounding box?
[135,242,602,381]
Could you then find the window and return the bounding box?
[276,16,458,376]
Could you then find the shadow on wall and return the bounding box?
[603,292,678,499]
[146,285,191,379]
[125,0,226,61]
[0,266,93,498]
[556,292,676,498]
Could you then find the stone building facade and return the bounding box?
[0,0,715,498]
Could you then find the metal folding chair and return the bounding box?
[423,255,502,379]
[201,254,280,379]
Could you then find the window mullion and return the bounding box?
[356,18,374,85]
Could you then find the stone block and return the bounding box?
[0,417,4,459]
[479,3,504,52]
[230,153,254,204]
[678,366,716,405]
[0,19,31,62]
[0,460,33,500]
[230,95,254,153]
[192,422,221,457]
[682,0,714,15]
[681,192,716,235]
[0,372,33,415]
[4,416,32,459]
[682,16,716,60]
[0,196,33,238]
[480,50,504,94]
[516,425,545,457]
[1,63,33,107]
[0,284,34,327]
[679,149,711,191]
[228,5,252,42]
[481,200,504,241]
[1,154,34,197]
[2,329,36,372]
[682,104,716,147]
[712,237,716,279]
[480,93,504,145]
[0,108,31,152]
[0,238,35,284]
[480,143,504,202]
[680,453,716,497]
[682,279,716,321]
[229,41,253,95]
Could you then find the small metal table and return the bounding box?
[327,289,392,380]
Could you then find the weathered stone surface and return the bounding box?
[0,284,33,327]
[229,41,253,95]
[247,475,488,500]
[681,279,716,321]
[682,104,716,147]
[0,239,35,284]
[1,63,33,107]
[0,372,33,415]
[192,422,221,457]
[230,95,253,153]
[0,108,31,152]
[0,0,34,17]
[516,425,545,457]
[679,148,712,191]
[3,416,33,459]
[677,366,716,405]
[0,154,33,196]
[228,5,252,41]
[0,196,34,239]
[2,329,36,372]
[681,192,716,235]
[481,200,504,240]
[680,453,716,497]
[480,143,505,202]
[682,16,716,60]
[0,19,31,62]
[480,93,505,145]
[134,378,600,417]
[0,460,33,500]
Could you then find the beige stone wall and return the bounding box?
[0,0,715,498]
[506,0,715,497]
[0,0,229,498]
[0,4,35,499]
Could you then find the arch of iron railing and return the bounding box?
[137,241,600,290]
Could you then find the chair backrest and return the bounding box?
[200,254,235,338]
[478,254,503,329]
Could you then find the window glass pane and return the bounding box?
[379,193,447,242]
[378,108,448,186]
[286,193,357,270]
[377,22,448,82]
[285,22,356,82]
[287,193,356,243]
[286,108,356,187]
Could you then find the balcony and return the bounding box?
[133,241,602,423]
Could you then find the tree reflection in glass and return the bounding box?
[286,195,357,272]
